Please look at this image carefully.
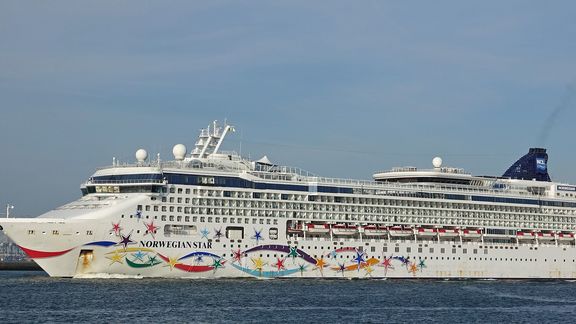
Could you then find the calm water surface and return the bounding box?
[0,271,575,323]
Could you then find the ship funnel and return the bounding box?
[502,148,551,182]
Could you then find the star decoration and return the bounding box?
[214,228,223,239]
[381,257,394,271]
[132,250,146,262]
[212,258,224,272]
[328,250,338,259]
[364,265,374,277]
[164,255,179,270]
[314,256,327,276]
[135,210,142,221]
[287,247,300,261]
[338,263,346,276]
[274,257,286,272]
[409,263,419,275]
[118,232,135,250]
[107,251,125,265]
[353,250,366,271]
[251,257,266,274]
[195,255,204,264]
[252,229,264,245]
[111,221,122,236]
[144,221,159,238]
[418,260,426,271]
[200,228,210,240]
[232,249,243,264]
[148,255,159,265]
[402,257,411,267]
[298,264,306,276]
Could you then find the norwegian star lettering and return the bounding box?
[557,185,576,192]
[140,241,212,249]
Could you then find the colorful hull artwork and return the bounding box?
[17,233,427,278]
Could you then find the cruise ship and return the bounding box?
[1,121,575,279]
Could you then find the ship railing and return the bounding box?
[302,175,546,198]
[86,179,166,185]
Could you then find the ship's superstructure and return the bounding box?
[1,121,576,278]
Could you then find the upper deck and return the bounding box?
[83,121,576,204]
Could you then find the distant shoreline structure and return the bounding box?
[0,260,41,271]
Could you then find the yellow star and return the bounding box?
[164,255,179,270]
[364,265,374,277]
[251,257,266,271]
[106,250,125,265]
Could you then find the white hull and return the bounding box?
[3,206,576,279]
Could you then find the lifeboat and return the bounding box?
[516,231,536,240]
[536,232,555,241]
[306,223,330,234]
[363,225,388,236]
[438,228,460,238]
[417,228,437,237]
[389,226,413,237]
[462,229,482,239]
[332,224,357,235]
[557,232,575,241]
[287,223,303,234]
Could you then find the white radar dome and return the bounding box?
[136,149,148,162]
[432,157,443,168]
[172,144,187,161]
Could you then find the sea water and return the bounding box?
[0,271,575,323]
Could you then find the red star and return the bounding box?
[111,221,122,235]
[232,249,242,264]
[144,221,159,238]
[381,257,394,270]
[274,257,286,271]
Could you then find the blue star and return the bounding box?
[136,210,142,221]
[214,228,223,239]
[195,255,204,264]
[132,250,146,262]
[353,250,366,271]
[200,228,210,240]
[252,229,264,245]
[329,250,338,259]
